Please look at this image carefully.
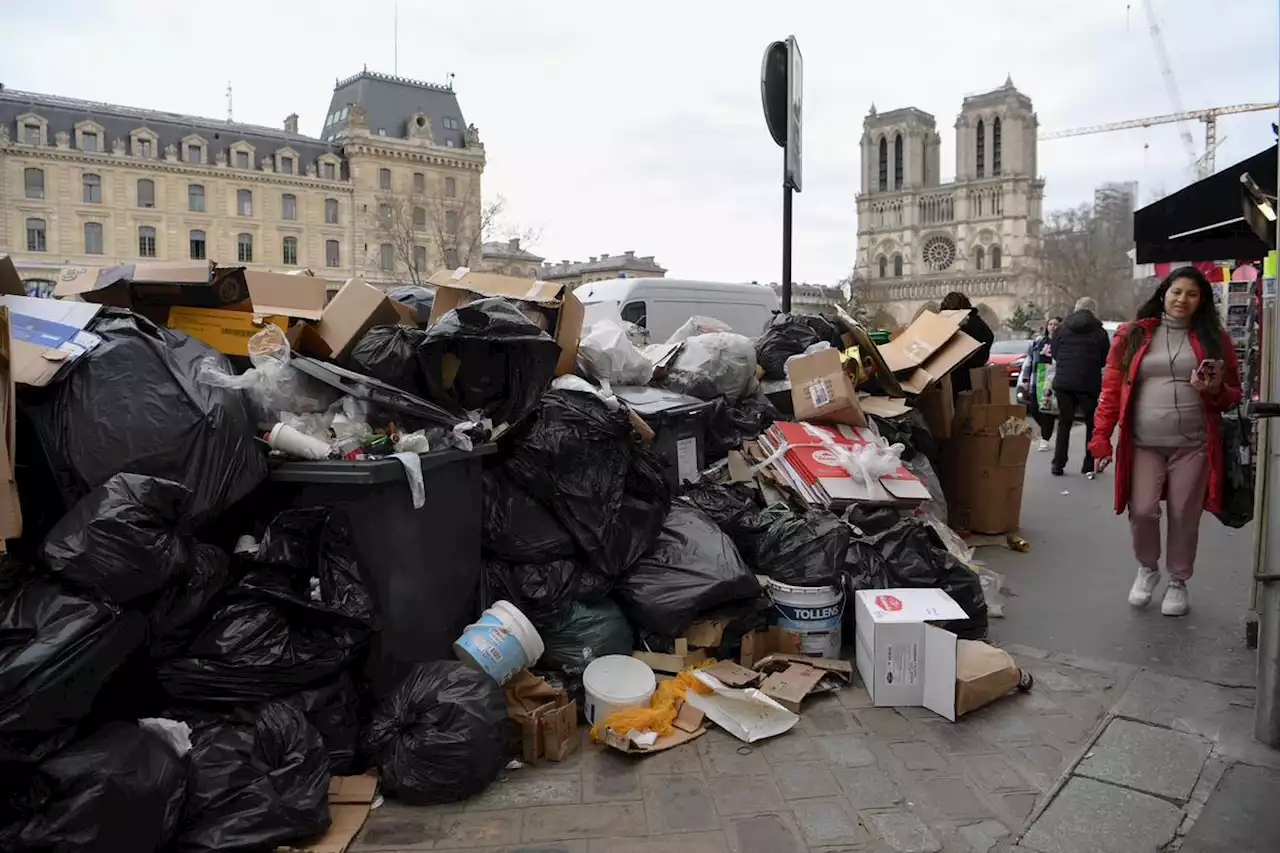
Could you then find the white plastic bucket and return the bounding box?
[582,655,656,725]
[765,577,845,659]
[453,600,545,685]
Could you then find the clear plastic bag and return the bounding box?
[197,325,338,427]
[577,320,655,388]
[667,316,732,344]
[661,332,758,401]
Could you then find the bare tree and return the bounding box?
[1039,204,1137,320]
[838,270,874,325]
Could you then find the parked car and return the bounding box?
[988,339,1032,386]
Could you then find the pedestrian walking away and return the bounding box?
[1089,267,1242,617]
[1018,316,1063,452]
[1049,297,1112,476]
[939,291,995,396]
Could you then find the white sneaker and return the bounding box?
[1162,581,1189,617]
[1128,567,1161,607]
[1037,440,1050,452]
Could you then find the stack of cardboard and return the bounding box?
[877,310,983,396]
[945,365,1032,534]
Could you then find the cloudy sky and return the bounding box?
[3,1,1276,283]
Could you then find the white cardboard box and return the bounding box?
[853,588,969,721]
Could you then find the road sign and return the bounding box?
[785,35,802,192]
[761,37,803,191]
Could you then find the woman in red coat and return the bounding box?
[1089,267,1241,617]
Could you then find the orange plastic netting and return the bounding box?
[588,665,714,741]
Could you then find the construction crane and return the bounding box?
[1141,0,1199,174]
[1039,102,1280,176]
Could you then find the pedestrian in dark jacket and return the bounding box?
[1050,296,1112,476]
[1017,316,1063,451]
[939,291,995,395]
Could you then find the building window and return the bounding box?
[282,193,297,220]
[23,123,41,145]
[380,243,394,271]
[878,256,887,278]
[82,132,99,152]
[280,155,294,174]
[186,144,202,163]
[26,218,46,251]
[893,133,903,190]
[992,117,1002,176]
[413,172,425,194]
[377,128,387,137]
[379,168,392,190]
[84,222,103,255]
[974,246,985,271]
[322,161,336,180]
[444,248,459,269]
[82,173,102,204]
[991,246,1002,270]
[135,138,152,158]
[235,150,250,169]
[442,117,460,130]
[24,167,44,199]
[137,178,155,208]
[282,236,298,266]
[237,233,253,263]
[325,239,340,268]
[190,229,207,260]
[445,177,457,198]
[975,119,985,178]
[188,184,205,212]
[324,198,339,224]
[413,245,427,273]
[138,226,157,258]
[893,253,903,277]
[237,189,252,216]
[877,137,888,192]
[412,206,426,231]
[445,210,459,234]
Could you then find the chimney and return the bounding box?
[624,250,635,258]
[283,113,299,134]
[600,252,609,260]
[589,256,597,263]
[508,237,520,250]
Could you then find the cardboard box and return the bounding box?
[600,700,707,754]
[0,257,104,387]
[788,347,866,427]
[166,307,289,356]
[165,270,327,356]
[427,269,583,376]
[962,403,1026,436]
[879,310,983,396]
[914,374,954,439]
[51,260,249,308]
[301,276,414,360]
[505,669,580,764]
[853,588,969,721]
[739,626,803,668]
[955,641,1023,717]
[0,308,21,539]
[962,466,1027,534]
[968,365,1006,405]
[294,773,379,853]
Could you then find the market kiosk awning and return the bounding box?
[1133,144,1277,264]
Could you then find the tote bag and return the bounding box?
[1214,403,1255,529]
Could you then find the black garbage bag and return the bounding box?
[363,662,507,805]
[40,473,193,606]
[157,508,376,704]
[482,470,576,563]
[755,315,825,379]
[481,558,603,629]
[345,324,430,398]
[705,393,781,459]
[540,599,635,676]
[20,309,267,525]
[284,672,364,775]
[149,544,231,659]
[0,721,188,852]
[387,285,435,326]
[505,390,672,584]
[843,506,987,640]
[0,578,147,764]
[745,504,851,587]
[178,701,330,853]
[681,480,765,534]
[418,297,562,427]
[613,503,763,639]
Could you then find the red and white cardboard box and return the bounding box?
[853,588,969,721]
[760,421,932,507]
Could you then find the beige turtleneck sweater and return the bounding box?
[1132,316,1206,448]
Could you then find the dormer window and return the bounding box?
[75,120,105,153]
[442,117,460,130]
[16,113,47,146]
[236,151,250,168]
[182,135,207,165]
[130,128,158,159]
[230,141,256,170]
[275,147,299,175]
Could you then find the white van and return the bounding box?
[575,278,780,342]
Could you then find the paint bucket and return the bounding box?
[453,600,544,686]
[582,655,656,725]
[765,577,845,658]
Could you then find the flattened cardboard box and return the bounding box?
[0,256,104,387]
[0,307,20,538]
[285,773,378,853]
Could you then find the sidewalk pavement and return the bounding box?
[349,647,1279,852]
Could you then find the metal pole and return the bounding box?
[782,177,793,313]
[1256,141,1280,746]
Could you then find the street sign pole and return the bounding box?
[1256,143,1280,746]
[762,36,802,313]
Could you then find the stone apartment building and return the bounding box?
[539,251,666,288]
[0,70,485,295]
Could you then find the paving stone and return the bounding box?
[1026,668,1083,693]
[583,753,642,803]
[924,724,1001,756]
[792,798,871,847]
[1019,777,1181,853]
[724,812,807,853]
[801,702,859,735]
[1033,712,1102,749]
[643,774,720,834]
[774,760,842,800]
[1075,719,1211,802]
[999,644,1052,661]
[699,742,771,777]
[466,777,583,810]
[521,803,648,842]
[918,776,994,820]
[757,730,822,764]
[637,742,706,775]
[590,832,729,852]
[861,810,942,852]
[1180,762,1280,853]
[708,774,784,815]
[958,819,1011,853]
[837,684,875,709]
[430,811,525,848]
[1009,744,1066,781]
[853,708,917,738]
[963,754,1036,795]
[999,792,1040,824]
[835,766,904,808]
[814,734,878,768]
[888,740,949,772]
[355,814,441,850]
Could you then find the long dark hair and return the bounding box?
[1120,266,1223,376]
